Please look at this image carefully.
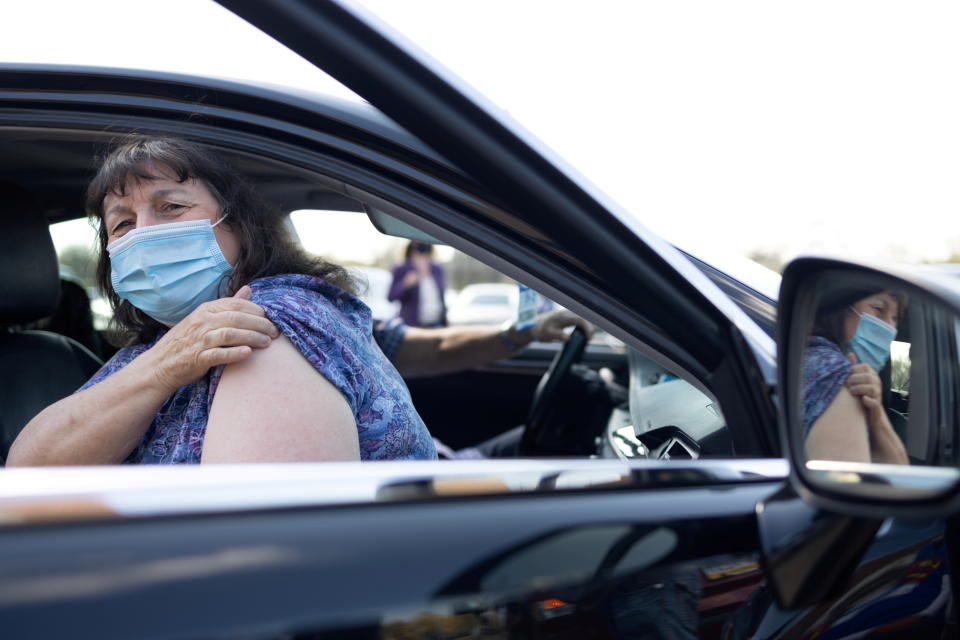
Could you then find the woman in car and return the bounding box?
[803,289,909,465]
[8,137,436,465]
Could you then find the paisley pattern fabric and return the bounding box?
[79,274,436,463]
[802,336,853,435]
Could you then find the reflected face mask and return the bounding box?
[848,307,897,371]
[107,217,233,325]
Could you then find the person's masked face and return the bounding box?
[102,165,241,325]
[844,292,900,370]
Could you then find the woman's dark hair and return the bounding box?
[812,289,908,347]
[87,137,356,345]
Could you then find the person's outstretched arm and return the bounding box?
[391,309,592,378]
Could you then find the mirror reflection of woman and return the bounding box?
[803,290,909,465]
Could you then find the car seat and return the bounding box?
[37,278,106,360]
[0,182,102,464]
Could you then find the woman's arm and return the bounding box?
[806,390,908,465]
[7,288,278,466]
[7,353,176,466]
[391,310,592,378]
[804,386,872,463]
[201,334,359,463]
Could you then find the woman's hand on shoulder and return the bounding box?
[843,354,909,465]
[844,355,883,410]
[144,285,280,394]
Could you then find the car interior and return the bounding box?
[0,129,783,465]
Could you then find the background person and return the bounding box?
[388,241,447,327]
[803,289,908,465]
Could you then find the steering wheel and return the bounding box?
[519,327,589,455]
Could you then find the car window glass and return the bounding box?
[290,209,614,345]
[45,208,738,464]
[48,218,109,332]
[290,208,735,461]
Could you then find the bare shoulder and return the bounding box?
[216,333,346,408]
[203,334,359,463]
[806,386,870,463]
[226,333,309,375]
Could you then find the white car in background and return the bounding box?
[446,282,518,325]
[349,265,399,321]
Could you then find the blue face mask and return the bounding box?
[847,307,897,371]
[107,217,234,325]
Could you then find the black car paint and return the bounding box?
[0,0,954,637]
[1,481,775,639]
[0,474,948,639]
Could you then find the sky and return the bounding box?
[5,1,960,266]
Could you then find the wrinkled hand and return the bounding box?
[529,309,593,343]
[845,356,883,414]
[845,353,908,465]
[145,286,280,394]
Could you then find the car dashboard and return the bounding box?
[598,349,731,461]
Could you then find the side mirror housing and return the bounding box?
[777,257,960,519]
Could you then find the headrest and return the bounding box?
[0,182,60,324]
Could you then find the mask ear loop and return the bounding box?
[845,306,861,361]
[211,213,229,228]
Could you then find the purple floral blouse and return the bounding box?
[78,274,437,463]
[802,336,853,435]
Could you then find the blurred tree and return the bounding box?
[445,251,512,289]
[932,236,960,263]
[58,244,98,289]
[746,249,785,273]
[371,243,402,269]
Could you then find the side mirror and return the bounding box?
[778,257,960,518]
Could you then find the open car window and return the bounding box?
[46,194,753,463]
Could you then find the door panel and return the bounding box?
[0,482,779,639]
[406,368,538,450]
[740,519,951,638]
